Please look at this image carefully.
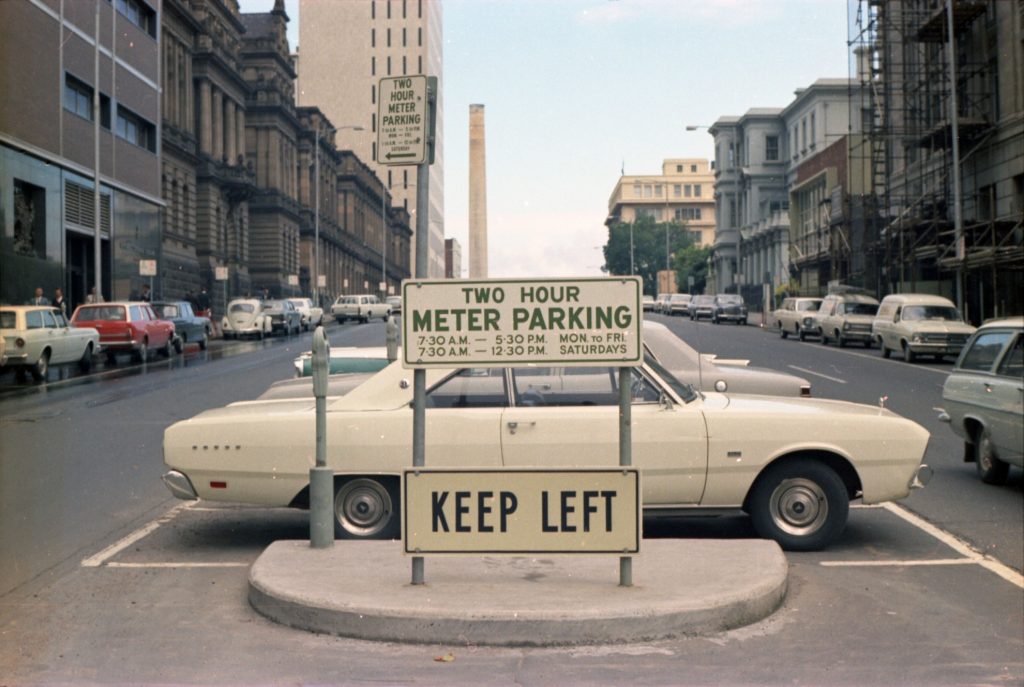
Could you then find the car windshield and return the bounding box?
[670,295,689,302]
[902,305,959,321]
[842,303,878,316]
[695,296,714,304]
[0,312,15,328]
[230,303,256,314]
[798,301,821,311]
[154,304,178,318]
[74,306,125,321]
[718,295,742,304]
[264,301,286,311]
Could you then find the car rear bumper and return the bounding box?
[162,470,199,500]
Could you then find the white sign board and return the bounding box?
[317,275,327,288]
[139,259,157,276]
[379,281,387,292]
[214,266,229,281]
[403,468,640,555]
[377,76,427,166]
[288,274,299,286]
[401,277,642,368]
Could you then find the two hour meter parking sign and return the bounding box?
[401,277,643,368]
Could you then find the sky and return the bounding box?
[241,0,853,278]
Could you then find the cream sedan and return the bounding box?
[163,352,930,551]
[1,305,100,380]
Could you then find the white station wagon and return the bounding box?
[163,351,931,551]
[0,305,100,380]
[331,294,391,323]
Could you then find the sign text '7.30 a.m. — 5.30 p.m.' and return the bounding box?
[401,277,643,368]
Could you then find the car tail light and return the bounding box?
[210,481,227,489]
[801,386,812,397]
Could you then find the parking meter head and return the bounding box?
[312,327,331,397]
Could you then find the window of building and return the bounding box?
[13,179,46,258]
[387,56,391,75]
[810,112,816,147]
[418,27,422,47]
[403,0,407,19]
[636,207,657,220]
[676,164,683,172]
[371,28,375,47]
[690,164,697,173]
[387,28,391,47]
[673,184,681,197]
[371,56,375,76]
[402,55,407,75]
[654,185,663,198]
[792,125,798,157]
[801,119,807,150]
[403,169,408,190]
[403,28,407,47]
[418,55,422,73]
[418,0,422,18]
[684,184,692,198]
[116,106,156,152]
[371,0,375,19]
[387,0,391,18]
[371,83,376,104]
[643,185,652,199]
[694,184,701,197]
[64,74,111,128]
[371,112,376,132]
[728,142,734,167]
[765,135,779,161]
[633,184,642,197]
[675,208,702,221]
[116,0,156,38]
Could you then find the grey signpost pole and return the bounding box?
[410,77,437,586]
[309,327,333,548]
[618,366,633,587]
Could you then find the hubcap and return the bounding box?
[335,479,392,536]
[978,437,993,471]
[769,478,828,536]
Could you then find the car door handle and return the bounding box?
[506,421,536,435]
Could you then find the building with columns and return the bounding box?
[709,79,860,305]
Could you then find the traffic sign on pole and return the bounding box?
[378,76,428,166]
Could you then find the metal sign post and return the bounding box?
[380,75,436,585]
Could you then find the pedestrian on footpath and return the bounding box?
[140,283,151,302]
[52,287,67,318]
[27,287,50,306]
[85,286,104,304]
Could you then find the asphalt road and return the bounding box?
[0,315,1020,685]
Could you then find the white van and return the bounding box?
[817,293,879,347]
[873,294,976,362]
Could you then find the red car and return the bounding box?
[71,302,176,364]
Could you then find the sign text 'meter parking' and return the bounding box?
[402,277,642,368]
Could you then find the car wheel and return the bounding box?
[837,333,847,348]
[748,459,849,552]
[162,337,174,358]
[881,342,890,358]
[106,351,118,365]
[258,329,265,341]
[134,339,148,363]
[780,327,788,339]
[797,327,807,342]
[30,350,50,381]
[712,315,719,324]
[79,343,94,373]
[173,336,184,355]
[820,332,829,345]
[902,342,916,363]
[199,331,209,350]
[333,477,400,539]
[974,428,1009,485]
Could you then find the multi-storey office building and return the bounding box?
[849,0,1023,322]
[298,0,446,279]
[0,0,162,309]
[606,159,717,247]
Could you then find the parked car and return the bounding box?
[940,317,1023,485]
[332,294,391,323]
[654,293,672,314]
[689,294,716,321]
[773,297,822,340]
[1,305,100,380]
[873,294,975,362]
[642,294,656,312]
[817,293,879,347]
[667,293,692,316]
[71,302,176,363]
[263,299,302,335]
[385,296,402,315]
[288,298,324,331]
[152,300,212,352]
[222,299,273,340]
[711,294,748,324]
[163,351,930,550]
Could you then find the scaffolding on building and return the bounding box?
[847,0,1022,321]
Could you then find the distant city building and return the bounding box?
[297,0,446,278]
[606,159,716,248]
[445,237,462,279]
[710,79,861,304]
[0,0,162,309]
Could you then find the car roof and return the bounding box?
[0,305,60,312]
[827,293,878,303]
[880,293,955,306]
[977,316,1024,330]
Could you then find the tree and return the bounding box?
[672,245,712,294]
[603,217,694,296]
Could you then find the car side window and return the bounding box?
[53,312,68,327]
[41,310,57,328]
[25,311,44,329]
[995,335,1023,379]
[511,367,659,407]
[130,306,144,321]
[959,332,1013,372]
[426,368,508,408]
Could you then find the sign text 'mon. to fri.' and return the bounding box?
[401,277,643,368]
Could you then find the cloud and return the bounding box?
[575,0,818,27]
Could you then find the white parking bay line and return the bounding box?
[819,502,1024,589]
[81,502,194,568]
[787,365,847,384]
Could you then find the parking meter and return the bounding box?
[309,326,333,548]
[386,314,398,362]
[312,327,330,397]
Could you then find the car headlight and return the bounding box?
[912,334,924,343]
[843,322,851,331]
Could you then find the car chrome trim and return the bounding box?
[162,470,199,500]
[910,464,933,490]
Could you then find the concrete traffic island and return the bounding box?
[248,539,788,646]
